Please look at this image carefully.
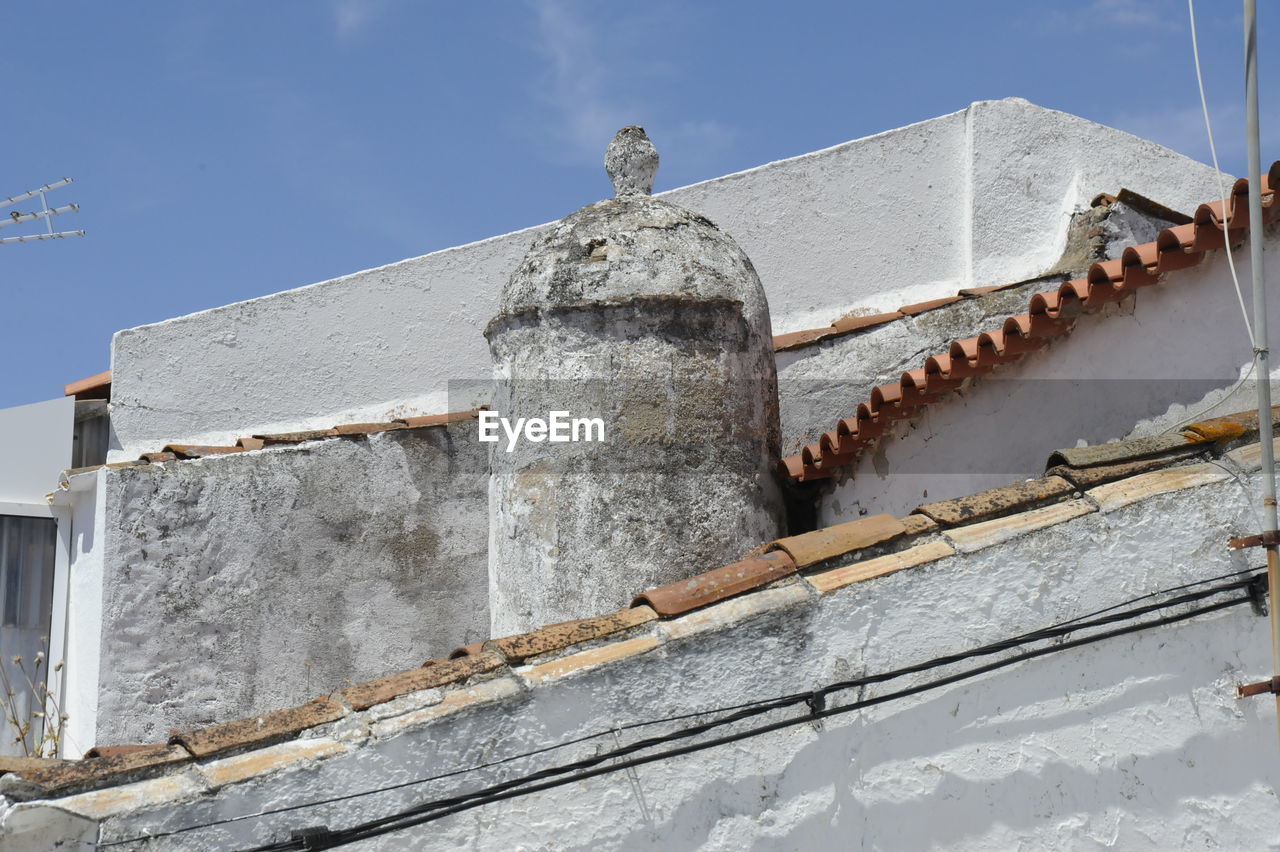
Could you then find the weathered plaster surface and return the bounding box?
[107,100,1224,459]
[814,222,1280,523]
[64,469,1280,850]
[488,194,783,633]
[95,424,488,746]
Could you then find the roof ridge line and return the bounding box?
[780,162,1278,482]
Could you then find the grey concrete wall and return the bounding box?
[95,423,488,746]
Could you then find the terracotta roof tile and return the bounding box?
[369,679,523,739]
[660,583,812,641]
[448,641,487,659]
[1109,187,1195,226]
[780,164,1278,481]
[521,637,663,684]
[252,428,341,446]
[0,756,74,777]
[493,606,658,663]
[1047,434,1200,469]
[339,650,506,712]
[898,296,963,316]
[82,744,163,759]
[332,421,409,436]
[631,552,797,617]
[805,540,956,594]
[396,408,486,429]
[64,370,112,401]
[200,738,347,790]
[942,499,1096,553]
[914,475,1077,527]
[773,312,903,352]
[171,697,346,759]
[125,408,489,468]
[1086,462,1231,513]
[61,464,105,478]
[767,514,910,568]
[773,327,841,352]
[831,311,904,333]
[1182,404,1280,441]
[1226,435,1280,472]
[162,444,246,460]
[1047,447,1208,489]
[0,744,191,797]
[1041,405,1275,488]
[958,283,1020,297]
[901,513,939,536]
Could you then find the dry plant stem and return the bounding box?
[0,639,68,758]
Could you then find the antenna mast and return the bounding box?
[0,178,85,244]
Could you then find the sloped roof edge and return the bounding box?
[780,160,1280,482]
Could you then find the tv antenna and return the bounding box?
[0,178,84,244]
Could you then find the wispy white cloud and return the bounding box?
[1111,101,1279,176]
[526,0,735,170]
[530,0,631,162]
[332,0,385,42]
[1044,0,1179,33]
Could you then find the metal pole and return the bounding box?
[1243,0,1280,736]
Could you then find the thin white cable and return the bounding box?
[1161,359,1256,434]
[1189,0,1256,346]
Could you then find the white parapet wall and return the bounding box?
[108,99,1224,460]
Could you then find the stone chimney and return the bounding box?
[485,127,784,635]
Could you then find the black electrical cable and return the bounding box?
[218,573,1259,852]
[124,573,1248,849]
[266,590,1252,851]
[104,572,1258,850]
[1008,565,1262,639]
[310,592,1251,852]
[97,688,803,847]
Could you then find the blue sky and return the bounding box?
[1,0,1276,409]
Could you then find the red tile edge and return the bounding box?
[779,162,1278,482]
[128,408,489,466]
[774,313,903,352]
[396,407,488,429]
[898,296,963,316]
[64,370,112,400]
[631,551,797,617]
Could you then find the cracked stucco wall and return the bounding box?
[78,466,1280,850]
[93,423,488,746]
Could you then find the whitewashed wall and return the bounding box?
[27,464,1279,850]
[107,100,1224,460]
[48,469,106,760]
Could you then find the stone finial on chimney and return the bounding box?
[604,126,658,197]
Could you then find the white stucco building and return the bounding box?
[3,97,1280,849]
